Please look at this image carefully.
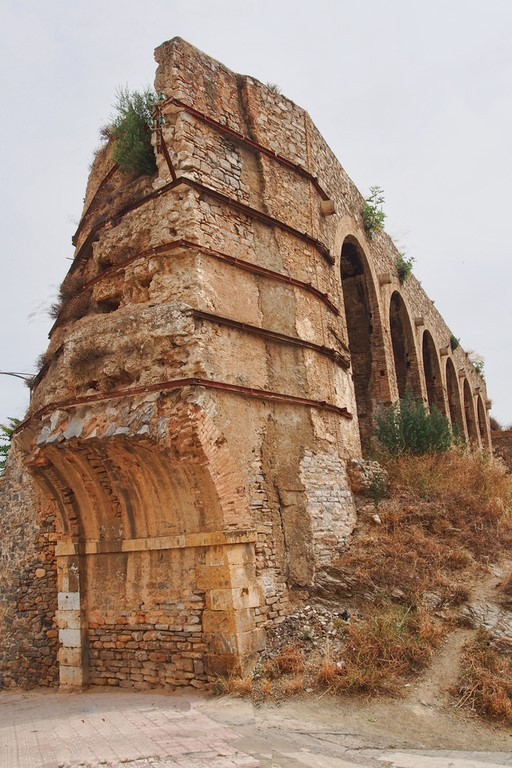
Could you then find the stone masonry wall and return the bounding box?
[86,550,208,689]
[300,449,356,566]
[0,445,58,688]
[0,37,492,691]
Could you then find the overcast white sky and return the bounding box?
[1,0,511,427]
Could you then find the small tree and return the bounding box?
[110,88,157,176]
[375,393,452,456]
[0,417,21,473]
[361,186,386,238]
[396,252,415,283]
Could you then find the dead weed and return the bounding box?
[452,630,512,724]
[334,451,512,607]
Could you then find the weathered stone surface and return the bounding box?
[460,601,512,653]
[0,37,490,691]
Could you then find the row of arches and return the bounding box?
[340,237,489,452]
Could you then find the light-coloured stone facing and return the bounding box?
[301,450,357,566]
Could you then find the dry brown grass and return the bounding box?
[334,450,512,607]
[250,605,445,700]
[452,631,512,724]
[213,673,253,697]
[215,451,512,714]
[386,451,512,560]
[324,605,445,696]
[274,643,306,674]
[259,678,273,698]
[282,675,305,695]
[500,571,512,597]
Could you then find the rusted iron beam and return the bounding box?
[186,178,333,263]
[70,176,333,271]
[48,239,340,338]
[72,164,119,246]
[192,310,350,368]
[168,97,331,201]
[13,377,352,437]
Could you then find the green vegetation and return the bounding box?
[396,252,415,283]
[0,417,21,473]
[361,186,386,238]
[473,359,485,376]
[375,392,452,456]
[450,334,460,351]
[110,88,157,176]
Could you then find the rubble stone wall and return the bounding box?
[0,446,58,688]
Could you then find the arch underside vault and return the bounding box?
[422,330,445,413]
[446,357,464,435]
[21,393,263,689]
[389,291,421,400]
[341,237,389,451]
[463,378,479,442]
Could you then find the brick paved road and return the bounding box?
[1,689,511,768]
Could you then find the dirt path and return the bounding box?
[207,562,512,758]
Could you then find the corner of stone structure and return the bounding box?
[0,35,494,695]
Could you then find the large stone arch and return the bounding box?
[389,291,422,400]
[445,357,464,435]
[340,236,388,451]
[462,378,478,442]
[19,395,262,690]
[422,330,445,413]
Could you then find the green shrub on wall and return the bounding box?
[0,417,21,473]
[361,186,386,238]
[110,88,157,176]
[450,334,460,351]
[396,252,415,283]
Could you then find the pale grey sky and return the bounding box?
[1,0,511,426]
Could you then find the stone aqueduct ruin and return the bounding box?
[0,38,490,690]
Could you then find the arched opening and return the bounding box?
[477,394,489,447]
[463,378,478,442]
[341,237,388,451]
[389,292,422,400]
[445,357,464,436]
[30,401,260,690]
[422,331,445,413]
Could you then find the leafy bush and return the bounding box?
[450,333,460,350]
[473,359,485,376]
[110,88,157,176]
[0,417,21,473]
[396,252,415,283]
[361,186,386,238]
[375,393,452,456]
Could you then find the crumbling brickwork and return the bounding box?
[0,38,490,691]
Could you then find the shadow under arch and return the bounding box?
[422,330,446,414]
[462,378,478,442]
[477,393,489,448]
[340,236,389,452]
[445,357,464,435]
[389,291,422,400]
